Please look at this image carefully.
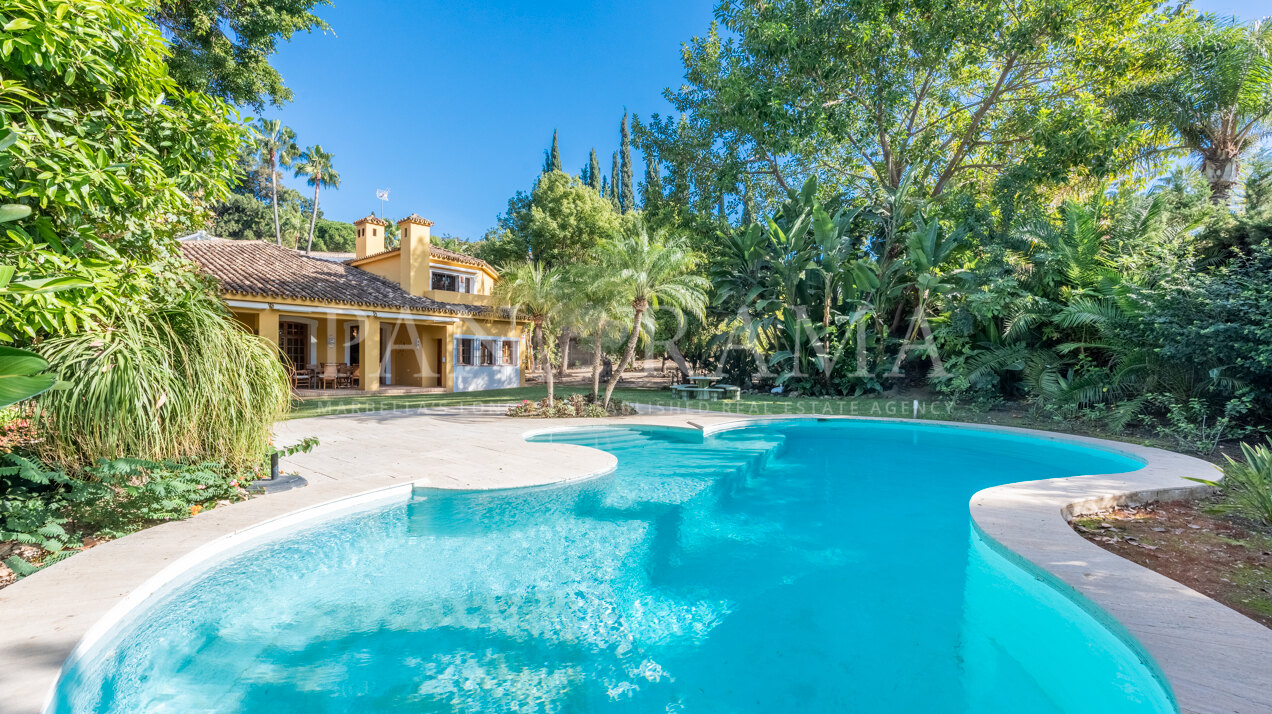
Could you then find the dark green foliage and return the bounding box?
[588,148,602,192]
[620,112,635,213]
[0,451,262,577]
[150,0,332,109]
[544,130,562,173]
[642,157,664,209]
[1245,150,1272,215]
[610,151,622,211]
[212,193,274,242]
[311,219,355,253]
[1142,243,1272,414]
[1198,214,1272,264]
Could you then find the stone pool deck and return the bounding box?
[0,409,1269,714]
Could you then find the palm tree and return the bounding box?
[494,262,563,403]
[253,119,299,246]
[598,224,709,408]
[563,264,632,399]
[293,145,340,254]
[1131,17,1272,204]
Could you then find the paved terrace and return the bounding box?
[0,408,1269,714]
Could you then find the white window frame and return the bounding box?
[454,336,518,367]
[430,266,479,293]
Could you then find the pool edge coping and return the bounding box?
[3,411,1268,714]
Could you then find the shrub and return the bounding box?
[34,265,290,469]
[0,452,261,578]
[504,394,634,418]
[1218,439,1272,527]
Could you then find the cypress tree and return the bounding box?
[588,148,602,192]
[609,151,622,211]
[543,129,562,173]
[619,112,634,213]
[601,175,609,200]
[642,157,664,208]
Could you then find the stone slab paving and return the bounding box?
[0,409,1268,714]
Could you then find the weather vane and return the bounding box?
[376,188,390,217]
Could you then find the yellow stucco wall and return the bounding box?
[353,251,401,285]
[224,293,525,392]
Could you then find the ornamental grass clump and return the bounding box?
[34,272,290,470]
[1219,438,1272,527]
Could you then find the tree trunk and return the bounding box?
[305,179,320,255]
[1203,152,1239,205]
[823,277,835,328]
[541,325,552,404]
[604,304,646,408]
[664,338,692,380]
[270,154,282,246]
[590,323,606,399]
[536,320,557,404]
[556,328,571,378]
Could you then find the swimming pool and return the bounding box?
[50,419,1175,713]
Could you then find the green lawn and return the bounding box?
[287,385,963,421]
[285,383,1220,460]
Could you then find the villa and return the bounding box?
[181,214,526,392]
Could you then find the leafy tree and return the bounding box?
[311,219,355,252]
[524,172,621,267]
[211,193,274,242]
[543,129,562,173]
[1125,16,1272,204]
[620,112,635,213]
[598,224,708,407]
[588,148,602,192]
[149,0,332,109]
[494,262,564,403]
[293,145,340,255]
[252,119,299,245]
[0,0,242,341]
[645,0,1161,213]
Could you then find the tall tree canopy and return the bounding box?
[609,150,622,211]
[149,0,332,108]
[588,148,603,192]
[620,111,635,213]
[544,129,562,173]
[482,172,621,269]
[1124,16,1272,204]
[643,0,1163,216]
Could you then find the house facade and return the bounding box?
[182,214,525,392]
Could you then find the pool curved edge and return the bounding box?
[2,412,1268,714]
[965,446,1272,714]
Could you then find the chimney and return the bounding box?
[397,214,434,295]
[353,215,389,258]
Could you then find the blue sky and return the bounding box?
[266,1,713,239]
[266,1,1267,239]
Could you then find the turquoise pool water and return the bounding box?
[51,420,1174,713]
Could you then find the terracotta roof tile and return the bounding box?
[396,213,434,227]
[353,215,389,226]
[181,241,495,317]
[428,245,495,271]
[344,244,495,272]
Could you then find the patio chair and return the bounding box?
[319,363,338,389]
[350,365,361,389]
[291,368,311,389]
[336,364,353,389]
